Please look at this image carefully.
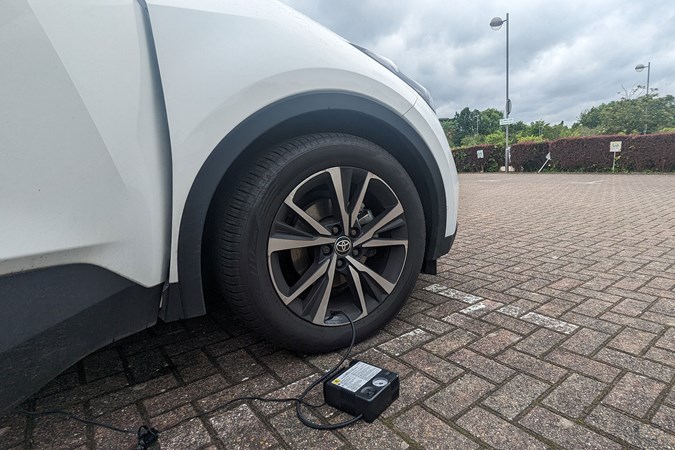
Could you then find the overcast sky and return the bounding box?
[281,0,675,125]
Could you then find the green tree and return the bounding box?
[521,119,572,141]
[483,130,506,145]
[443,90,675,150]
[568,124,602,137]
[447,107,506,147]
[578,95,675,134]
[440,118,456,142]
[551,121,575,139]
[577,107,601,129]
[515,133,546,143]
[450,107,481,146]
[647,95,675,132]
[509,120,528,136]
[478,108,502,136]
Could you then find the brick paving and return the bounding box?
[2,172,675,449]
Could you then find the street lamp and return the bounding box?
[490,14,511,172]
[635,62,651,134]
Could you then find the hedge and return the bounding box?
[510,141,549,172]
[451,144,502,172]
[453,133,675,172]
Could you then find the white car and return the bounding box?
[0,0,458,409]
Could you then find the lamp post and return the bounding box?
[635,62,650,134]
[490,14,510,172]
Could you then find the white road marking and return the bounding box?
[423,283,483,304]
[438,289,483,304]
[461,303,487,314]
[423,283,448,293]
[521,312,578,334]
[498,305,524,317]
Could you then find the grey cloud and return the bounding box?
[282,0,675,124]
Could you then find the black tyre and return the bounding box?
[211,133,425,353]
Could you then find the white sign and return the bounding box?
[330,361,380,392]
[499,118,514,126]
[545,152,551,160]
[477,150,484,159]
[610,141,622,152]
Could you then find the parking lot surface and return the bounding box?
[2,173,675,449]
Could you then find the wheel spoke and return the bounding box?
[280,258,330,305]
[268,234,334,255]
[327,167,350,232]
[311,254,338,324]
[347,265,368,319]
[346,256,395,294]
[361,238,408,250]
[353,202,404,246]
[284,197,331,236]
[348,172,373,228]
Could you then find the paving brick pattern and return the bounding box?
[2,173,675,449]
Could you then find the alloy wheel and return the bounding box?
[267,166,409,326]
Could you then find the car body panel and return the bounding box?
[404,99,459,237]
[0,0,170,411]
[0,0,171,287]
[143,0,421,283]
[163,90,456,320]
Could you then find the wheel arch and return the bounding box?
[161,92,447,321]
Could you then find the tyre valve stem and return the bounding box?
[357,209,375,226]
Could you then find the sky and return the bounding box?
[281,0,675,125]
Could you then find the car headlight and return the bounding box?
[352,44,435,111]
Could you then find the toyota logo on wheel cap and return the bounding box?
[334,236,352,255]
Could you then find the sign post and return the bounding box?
[538,152,552,173]
[500,118,514,172]
[610,141,622,173]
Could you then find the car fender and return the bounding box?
[143,0,449,319]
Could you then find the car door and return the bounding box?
[0,0,171,409]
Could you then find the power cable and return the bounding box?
[16,311,361,448]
